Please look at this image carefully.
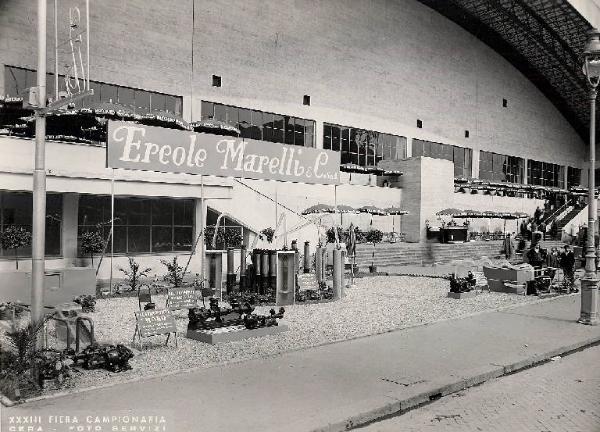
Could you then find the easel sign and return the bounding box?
[133,309,178,349]
[166,287,197,310]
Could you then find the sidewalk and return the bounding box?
[3,295,599,432]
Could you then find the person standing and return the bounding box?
[560,245,577,293]
[503,233,515,260]
[539,221,546,240]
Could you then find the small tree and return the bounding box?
[161,257,185,287]
[0,226,32,270]
[80,230,104,266]
[118,257,152,292]
[365,229,383,271]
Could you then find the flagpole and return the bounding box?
[109,169,115,294]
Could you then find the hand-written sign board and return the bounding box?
[134,309,177,337]
[167,287,197,310]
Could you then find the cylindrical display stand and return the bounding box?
[253,249,261,293]
[303,241,311,273]
[291,240,299,275]
[332,247,343,300]
[226,247,235,295]
[276,251,296,306]
[260,249,270,294]
[206,250,225,300]
[321,248,328,282]
[315,246,323,284]
[268,249,277,292]
[239,244,247,292]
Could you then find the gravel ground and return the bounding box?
[5,275,541,397]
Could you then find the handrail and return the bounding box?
[540,199,572,226]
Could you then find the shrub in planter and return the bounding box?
[73,295,96,313]
[0,225,32,270]
[161,256,185,287]
[80,230,104,266]
[118,257,152,292]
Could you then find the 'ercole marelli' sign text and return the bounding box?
[107,121,340,184]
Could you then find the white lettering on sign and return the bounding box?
[108,121,340,184]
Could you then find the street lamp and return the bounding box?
[579,28,600,325]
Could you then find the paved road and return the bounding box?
[360,345,600,432]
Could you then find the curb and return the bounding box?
[0,293,578,407]
[308,335,600,432]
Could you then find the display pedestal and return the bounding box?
[186,324,289,344]
[447,291,477,299]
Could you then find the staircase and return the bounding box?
[354,239,565,269]
[556,207,583,234]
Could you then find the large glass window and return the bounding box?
[206,208,244,250]
[3,66,182,116]
[567,167,581,188]
[201,101,315,147]
[412,139,472,178]
[479,151,524,183]
[78,195,193,255]
[323,123,407,167]
[527,160,565,188]
[0,192,61,257]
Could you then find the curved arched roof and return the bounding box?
[417,0,593,141]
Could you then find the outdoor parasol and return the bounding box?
[336,204,357,226]
[139,111,190,130]
[385,206,408,235]
[191,119,241,137]
[301,203,335,215]
[358,205,387,227]
[436,208,463,216]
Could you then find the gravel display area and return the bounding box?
[5,276,542,398]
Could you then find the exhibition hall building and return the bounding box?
[1,0,599,281]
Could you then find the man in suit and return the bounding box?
[560,245,577,293]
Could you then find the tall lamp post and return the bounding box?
[580,28,600,325]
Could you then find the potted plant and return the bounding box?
[80,230,104,267]
[73,295,96,313]
[365,229,383,273]
[0,226,32,270]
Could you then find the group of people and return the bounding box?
[519,206,558,241]
[526,243,578,293]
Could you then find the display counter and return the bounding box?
[440,226,468,243]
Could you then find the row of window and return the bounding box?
[0,192,194,258]
[0,192,62,257]
[78,195,194,254]
[479,151,582,188]
[201,101,315,147]
[479,151,525,184]
[323,123,407,167]
[412,139,472,179]
[3,67,583,180]
[4,66,182,115]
